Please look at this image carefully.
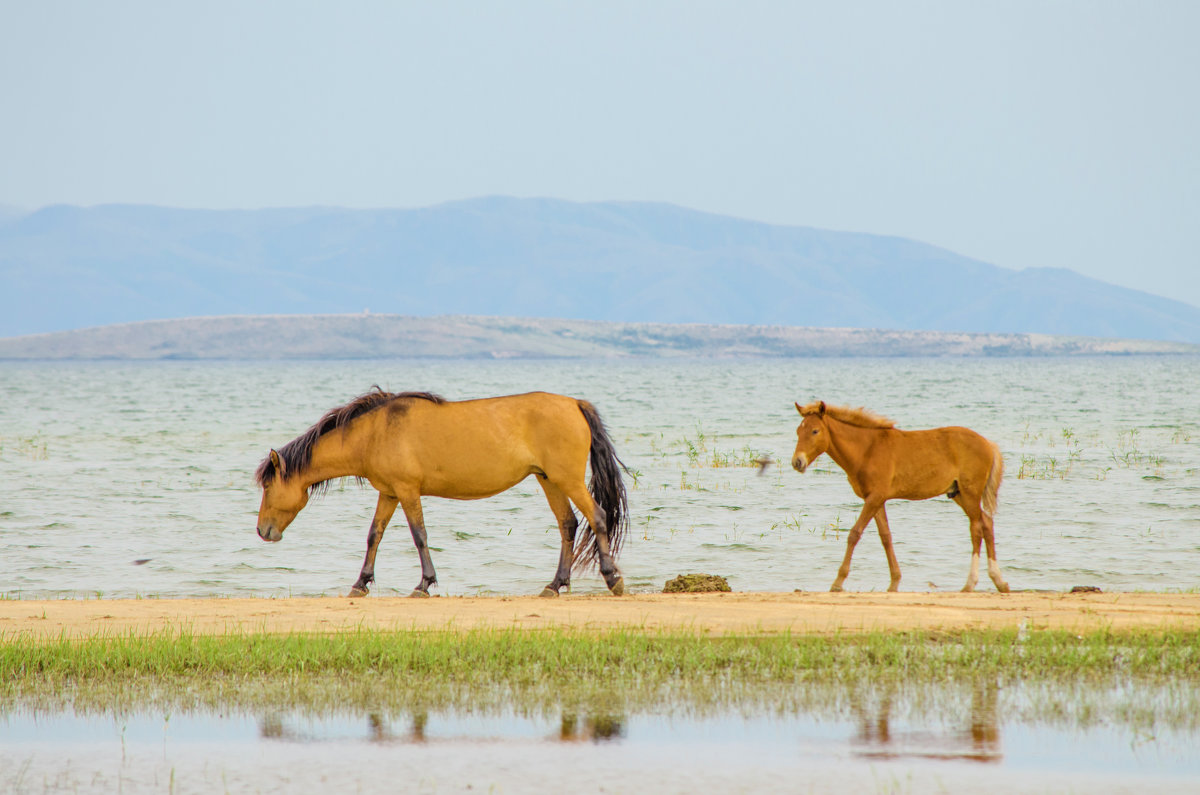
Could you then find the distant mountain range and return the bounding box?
[2,197,1199,342]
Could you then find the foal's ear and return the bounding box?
[817,401,826,417]
[269,449,285,477]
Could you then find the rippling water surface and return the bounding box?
[2,357,1199,597]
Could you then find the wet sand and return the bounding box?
[2,591,1198,640]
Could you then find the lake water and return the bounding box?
[2,357,1199,598]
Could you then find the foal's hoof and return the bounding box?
[540,587,559,598]
[409,589,430,599]
[348,586,369,598]
[609,578,626,597]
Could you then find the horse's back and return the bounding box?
[375,392,592,497]
[394,391,587,449]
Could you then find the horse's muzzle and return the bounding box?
[792,455,808,473]
[257,524,282,543]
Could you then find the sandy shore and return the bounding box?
[2,591,1198,640]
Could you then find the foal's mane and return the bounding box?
[799,401,896,429]
[256,388,445,488]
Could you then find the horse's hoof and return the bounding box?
[540,587,559,598]
[409,589,430,598]
[348,586,369,598]
[609,578,626,597]
[829,584,844,593]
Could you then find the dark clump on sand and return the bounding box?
[664,574,732,593]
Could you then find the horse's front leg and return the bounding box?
[830,497,885,592]
[874,506,902,592]
[399,494,438,597]
[349,493,400,597]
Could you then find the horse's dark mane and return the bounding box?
[256,388,446,489]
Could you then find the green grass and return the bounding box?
[3,628,1199,729]
[5,626,1198,685]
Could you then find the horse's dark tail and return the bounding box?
[573,400,628,572]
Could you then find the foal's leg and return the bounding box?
[962,515,983,592]
[955,495,986,592]
[537,477,578,597]
[398,493,438,597]
[349,493,399,597]
[981,513,1010,593]
[874,506,902,592]
[830,497,885,592]
[562,483,625,596]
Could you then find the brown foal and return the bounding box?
[792,401,1009,593]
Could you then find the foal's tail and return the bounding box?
[981,442,1004,519]
[573,400,628,571]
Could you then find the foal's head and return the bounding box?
[255,449,309,542]
[792,401,830,473]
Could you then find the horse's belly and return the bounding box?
[432,483,522,501]
[420,468,532,500]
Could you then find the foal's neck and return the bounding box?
[824,415,883,469]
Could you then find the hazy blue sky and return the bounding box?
[2,1,1198,307]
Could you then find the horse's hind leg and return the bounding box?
[874,506,902,592]
[350,493,399,597]
[537,477,578,597]
[561,482,624,596]
[398,493,438,597]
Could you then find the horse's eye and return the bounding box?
[812,429,819,435]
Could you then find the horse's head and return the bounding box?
[792,401,830,473]
[256,449,309,542]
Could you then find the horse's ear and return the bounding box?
[817,401,826,417]
[795,402,804,415]
[269,449,284,477]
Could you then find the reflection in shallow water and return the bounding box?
[3,686,1199,795]
[851,679,1001,763]
[558,711,624,743]
[256,709,627,746]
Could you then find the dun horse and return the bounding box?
[255,389,628,597]
[792,401,1009,593]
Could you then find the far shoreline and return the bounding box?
[3,314,1197,360]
